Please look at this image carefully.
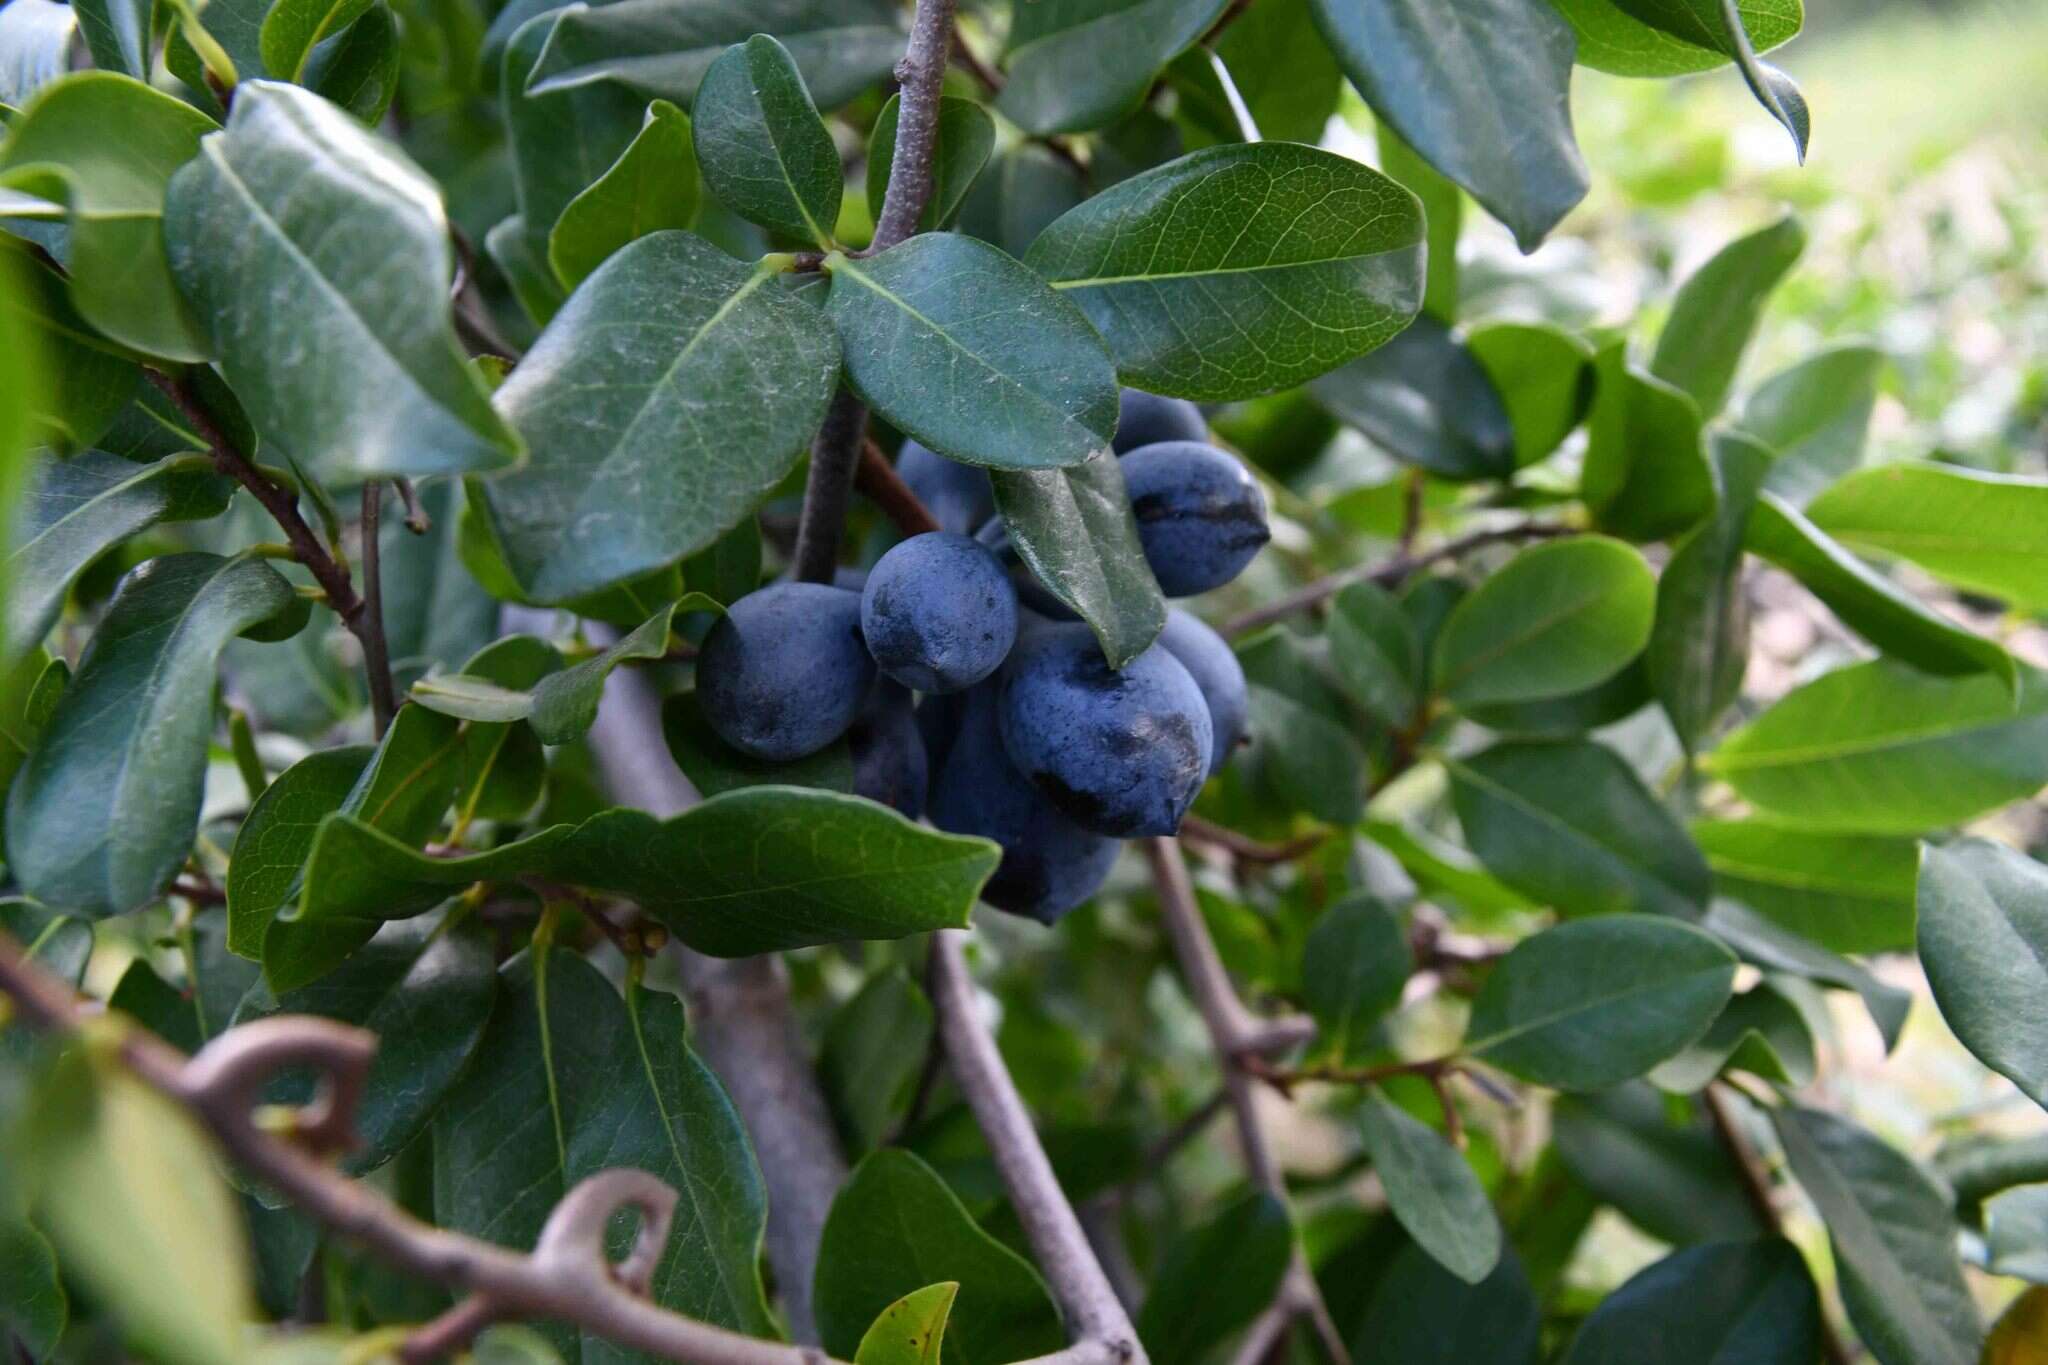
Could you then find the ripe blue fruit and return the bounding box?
[849,686,927,818]
[1157,609,1247,777]
[928,686,1120,924]
[896,440,994,535]
[1120,441,1270,597]
[861,532,1019,693]
[1113,388,1207,454]
[997,622,1212,837]
[696,582,876,761]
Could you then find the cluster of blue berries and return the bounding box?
[698,391,1270,923]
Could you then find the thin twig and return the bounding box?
[393,477,431,534]
[949,22,1004,93]
[854,440,943,538]
[1179,815,1328,866]
[170,877,228,907]
[357,482,398,734]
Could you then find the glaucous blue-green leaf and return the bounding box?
[1027,142,1425,401]
[1648,433,1768,751]
[866,94,995,233]
[1310,315,1514,480]
[165,81,521,483]
[486,213,567,328]
[548,99,698,290]
[1465,916,1736,1089]
[0,74,217,361]
[0,898,91,989]
[1647,978,1819,1091]
[821,966,934,1156]
[1376,126,1461,322]
[663,689,855,798]
[1917,839,2048,1113]
[995,0,1228,135]
[1582,341,1715,541]
[6,451,232,665]
[1559,1237,1820,1364]
[957,143,1087,259]
[1552,1085,1765,1245]
[1354,1243,1539,1365]
[435,942,775,1356]
[1135,1192,1292,1362]
[988,452,1164,668]
[0,1219,64,1359]
[1705,660,2048,834]
[1701,899,1910,1053]
[1466,321,1595,468]
[482,232,839,603]
[855,1282,957,1365]
[68,0,151,78]
[815,1149,1064,1365]
[1770,1106,1981,1365]
[1359,1091,1501,1285]
[501,11,643,277]
[828,234,1117,470]
[1986,1190,2048,1288]
[524,0,905,108]
[1745,490,2012,687]
[1551,0,1800,75]
[234,913,496,1173]
[1308,0,1587,251]
[1744,343,1882,505]
[1715,0,1809,162]
[1302,895,1410,1056]
[1432,537,1654,707]
[377,480,499,691]
[1805,462,2048,612]
[1650,216,1805,418]
[1327,581,1419,726]
[0,0,75,110]
[1694,819,1917,954]
[6,555,296,917]
[692,35,839,247]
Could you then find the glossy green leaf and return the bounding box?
[225,745,374,958]
[1805,462,2048,611]
[828,234,1116,470]
[1028,142,1424,401]
[6,555,296,917]
[1461,657,1651,737]
[1917,839,2048,1113]
[1705,660,2048,834]
[435,943,775,1352]
[988,451,1165,668]
[377,483,501,692]
[1559,1237,1821,1364]
[1328,581,1420,726]
[1136,1191,1293,1362]
[1552,0,1801,76]
[1465,916,1736,1089]
[260,0,371,79]
[1353,1243,1540,1365]
[1694,819,1917,954]
[692,35,839,246]
[166,82,520,482]
[996,0,1227,135]
[1647,979,1819,1091]
[957,143,1087,259]
[0,74,217,361]
[1,244,139,455]
[1552,1085,1766,1245]
[866,94,994,234]
[1433,537,1655,707]
[856,1283,958,1365]
[1245,682,1367,826]
[549,100,699,290]
[822,967,935,1155]
[1302,895,1410,1055]
[1467,321,1596,468]
[1308,0,1587,251]
[1714,0,1810,162]
[68,0,150,78]
[1359,1091,1501,1285]
[663,688,855,797]
[501,11,643,277]
[482,232,840,603]
[815,1149,1064,1365]
[1213,0,1343,144]
[1650,216,1805,418]
[159,0,263,116]
[1582,341,1715,542]
[1376,125,1460,322]
[0,1219,65,1359]
[1649,433,1768,751]
[1743,343,1883,505]
[1310,315,1515,480]
[486,213,568,327]
[0,898,91,987]
[1985,1188,2048,1285]
[1771,1105,1981,1365]
[1701,899,1910,1053]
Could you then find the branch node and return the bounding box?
[533,1169,678,1298]
[180,1016,376,1158]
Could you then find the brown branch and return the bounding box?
[854,440,942,538]
[790,391,871,586]
[393,476,431,534]
[949,22,1004,93]
[0,932,844,1365]
[171,876,228,906]
[1178,815,1328,866]
[869,0,959,253]
[357,482,398,734]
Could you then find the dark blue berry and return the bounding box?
[696,582,876,761]
[1120,441,1270,597]
[896,440,994,536]
[1157,609,1247,777]
[849,685,927,818]
[1113,388,1207,454]
[861,532,1019,693]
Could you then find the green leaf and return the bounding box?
[1432,537,1654,707]
[1650,216,1806,418]
[1770,1105,1981,1365]
[1027,142,1425,401]
[1986,1188,2048,1286]
[482,233,840,603]
[691,35,839,247]
[225,745,374,958]
[6,554,296,917]
[1647,978,1819,1091]
[1917,839,2048,1114]
[1743,343,1883,505]
[235,913,496,1172]
[1245,682,1366,826]
[1581,341,1715,542]
[524,0,905,109]
[827,235,1117,470]
[1552,1084,1766,1244]
[957,143,1087,259]
[0,0,73,113]
[69,0,151,78]
[0,898,92,986]
[260,0,372,79]
[988,451,1165,668]
[866,94,994,234]
[1308,0,1587,251]
[161,0,264,116]
[995,0,1227,135]
[1648,433,1769,751]
[1354,1243,1540,1365]
[377,480,500,690]
[1310,315,1515,480]
[0,1219,65,1360]
[1135,1192,1293,1362]
[1559,1237,1821,1364]
[549,100,699,290]
[662,688,855,797]
[501,12,644,276]
[815,1149,1064,1365]
[1301,895,1410,1056]
[1694,819,1917,954]
[1551,0,1801,76]
[486,213,568,327]
[1212,0,1343,143]
[1701,899,1910,1053]
[1704,660,2048,834]
[1,74,217,361]
[1805,462,2048,612]
[166,82,521,483]
[1328,581,1420,726]
[856,1283,958,1365]
[1359,1091,1501,1285]
[1376,126,1461,323]
[1465,916,1736,1089]
[1712,0,1809,162]
[821,966,935,1155]
[435,943,775,1352]
[1466,321,1596,468]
